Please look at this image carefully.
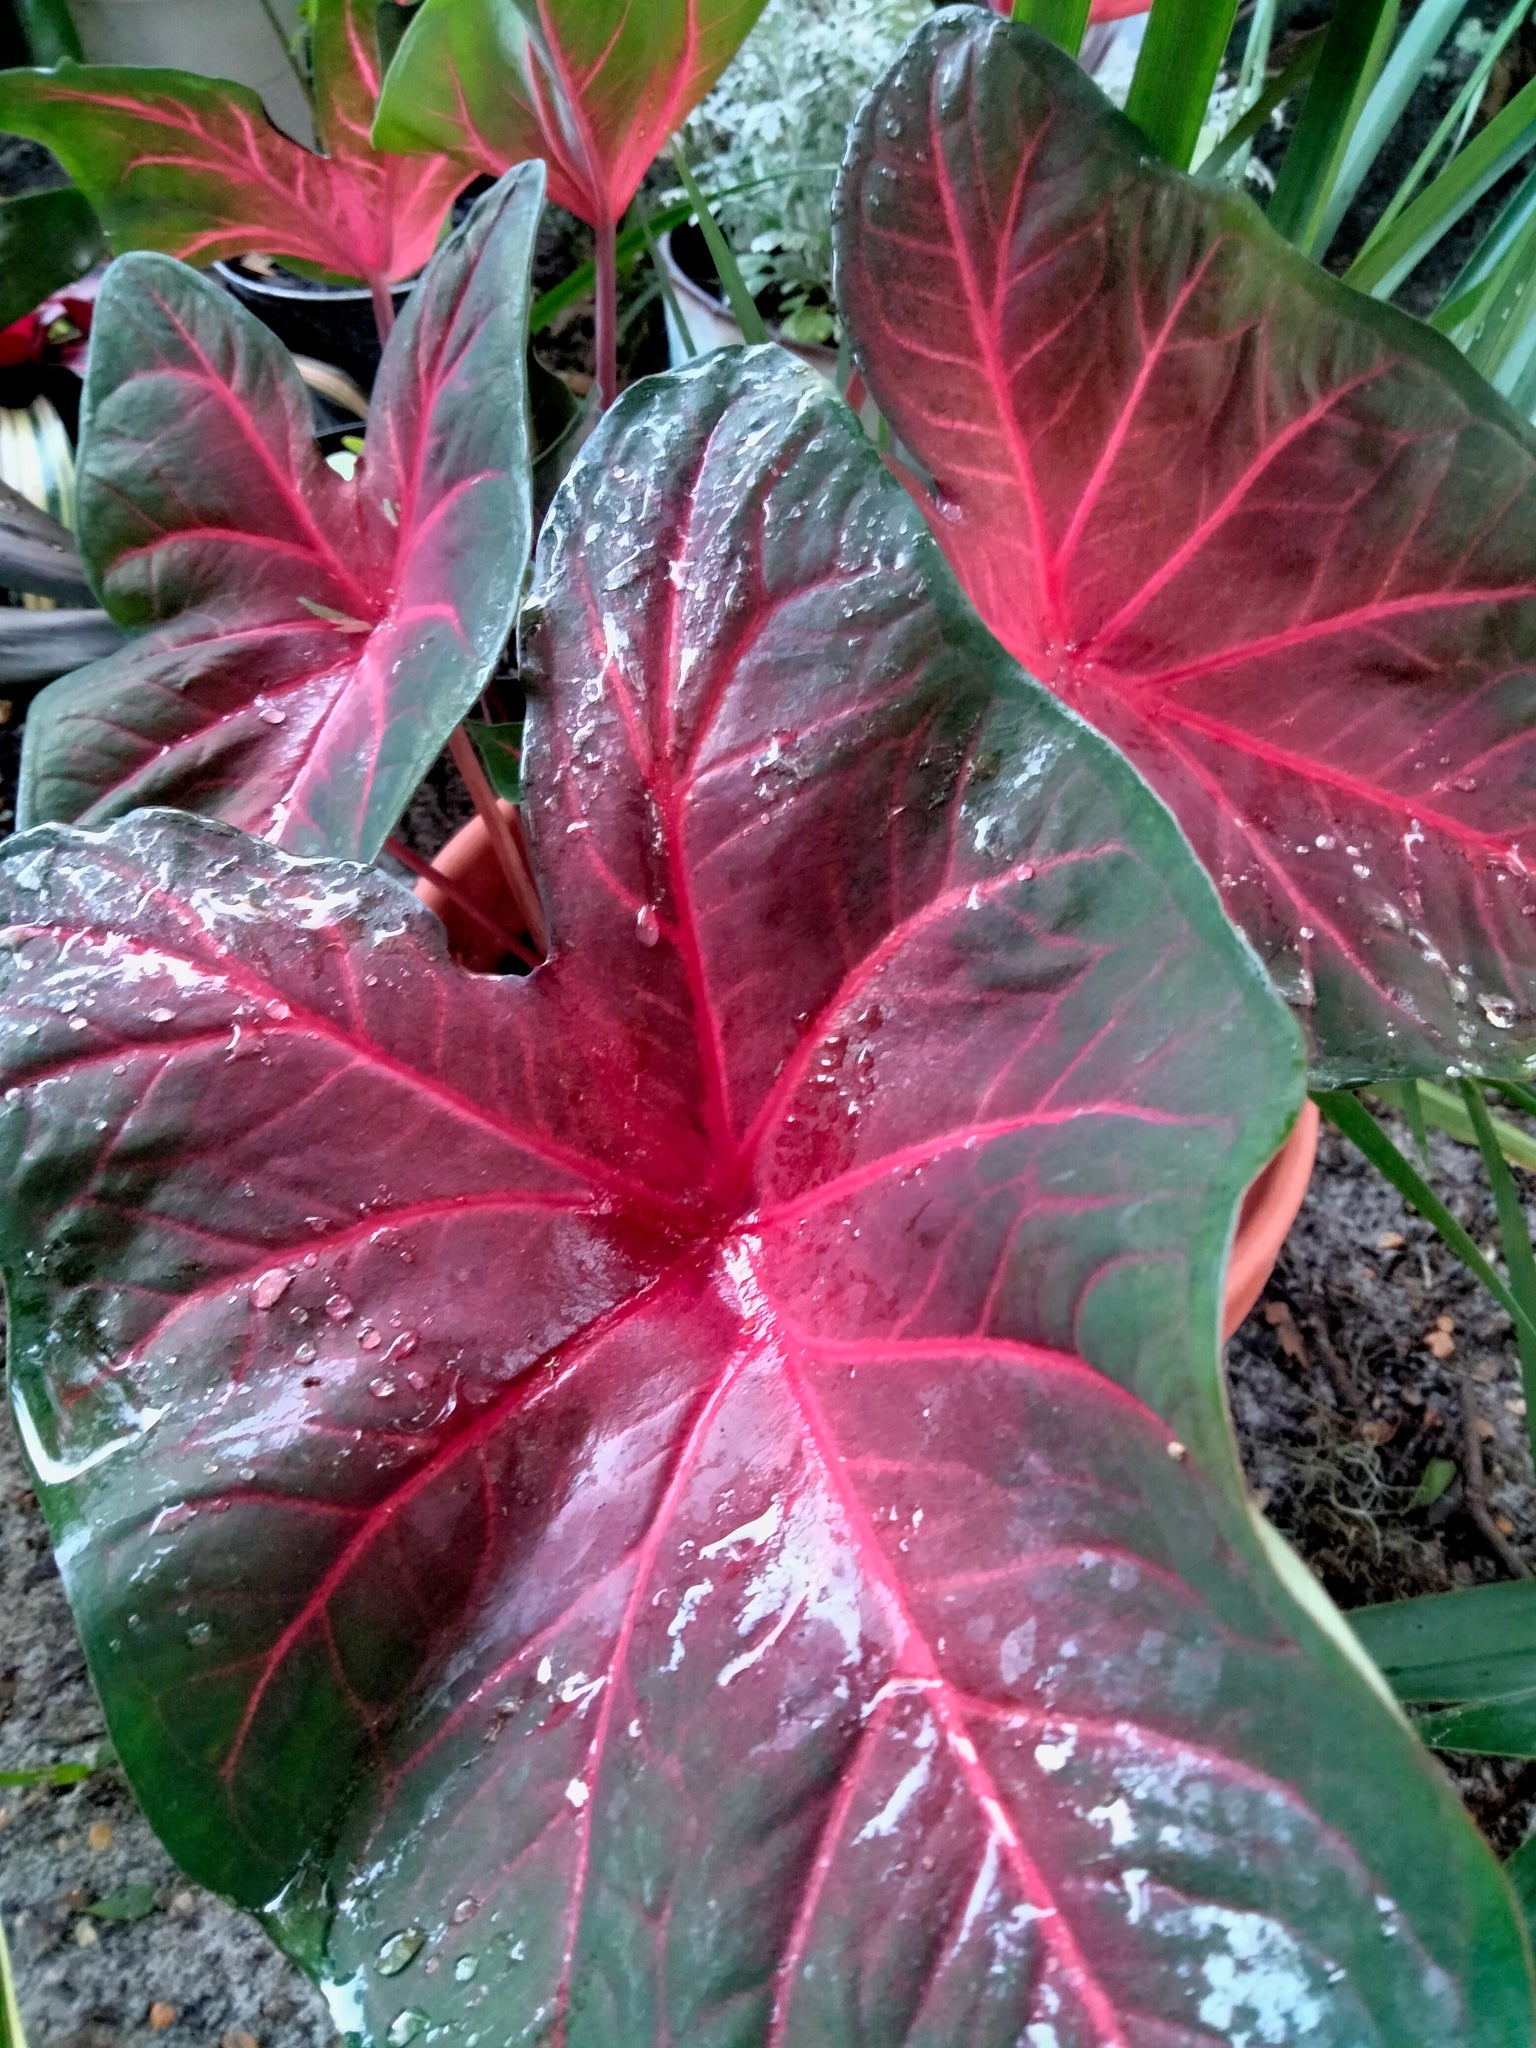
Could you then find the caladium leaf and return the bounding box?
[836,10,1536,1084]
[373,0,769,228]
[0,0,469,286]
[16,163,540,863]
[1,349,1528,2046]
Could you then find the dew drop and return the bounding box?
[295,1341,318,1365]
[251,1268,292,1311]
[454,1955,479,1983]
[387,2012,427,2047]
[256,705,287,726]
[376,1927,426,1976]
[369,1377,397,1400]
[635,904,660,948]
[359,1327,383,1351]
[147,1007,175,1024]
[186,1620,212,1648]
[451,1898,477,1925]
[326,1293,354,1322]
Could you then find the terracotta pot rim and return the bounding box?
[414,812,1318,1338]
[1222,1099,1320,1340]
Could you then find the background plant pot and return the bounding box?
[1223,1098,1320,1338]
[658,227,838,377]
[412,803,529,974]
[416,812,1321,1327]
[214,260,412,403]
[70,0,314,145]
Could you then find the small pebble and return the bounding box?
[1425,1328,1455,1359]
[170,1890,196,1914]
[1377,1230,1405,1250]
[1166,1440,1186,1462]
[73,1921,98,1947]
[148,2003,177,2030]
[87,1820,113,1851]
[1509,1398,1528,1417]
[221,2031,260,2048]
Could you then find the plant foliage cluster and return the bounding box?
[2,3,1536,2046]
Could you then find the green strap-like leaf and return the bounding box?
[1124,0,1241,169]
[1347,70,1536,296]
[1266,0,1399,254]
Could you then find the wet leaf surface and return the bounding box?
[0,351,1527,2045]
[837,10,1536,1084]
[16,167,539,864]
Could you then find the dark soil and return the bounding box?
[1226,1117,1536,1858]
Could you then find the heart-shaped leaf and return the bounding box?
[836,11,1536,1084]
[1,348,1527,2044]
[374,0,768,228]
[15,164,541,863]
[0,0,469,286]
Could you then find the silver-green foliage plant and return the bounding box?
[677,0,930,341]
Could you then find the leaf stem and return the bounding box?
[255,0,315,113]
[594,218,619,410]
[369,274,396,351]
[448,726,549,957]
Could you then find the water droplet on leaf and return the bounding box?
[251,1269,292,1311]
[377,1927,426,1976]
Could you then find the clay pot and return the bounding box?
[411,804,529,974]
[1223,1100,1320,1339]
[415,812,1320,1332]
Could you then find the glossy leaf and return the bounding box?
[373,0,768,228]
[0,0,469,287]
[0,348,1528,2047]
[17,164,540,863]
[1353,1582,1536,1755]
[836,12,1536,1083]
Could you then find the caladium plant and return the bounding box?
[14,163,540,864]
[835,8,1536,1087]
[0,347,1530,2046]
[373,0,769,232]
[0,0,471,296]
[374,0,772,404]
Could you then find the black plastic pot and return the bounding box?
[212,260,414,398]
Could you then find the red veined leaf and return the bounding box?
[836,12,1536,1084]
[0,0,470,286]
[15,164,541,864]
[373,0,769,228]
[0,349,1527,2047]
